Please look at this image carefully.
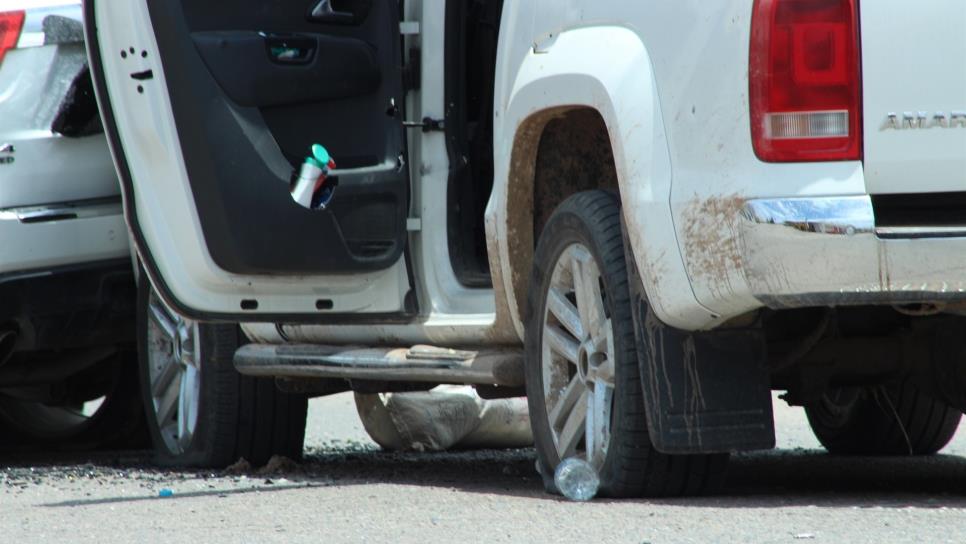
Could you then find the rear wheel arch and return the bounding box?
[500,106,622,337]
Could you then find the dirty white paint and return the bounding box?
[491,20,716,337]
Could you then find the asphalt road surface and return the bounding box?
[2,393,966,543]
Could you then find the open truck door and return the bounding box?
[84,0,414,321]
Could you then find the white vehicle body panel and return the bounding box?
[97,0,966,346]
[490,19,715,334]
[0,201,127,273]
[0,0,75,11]
[861,1,966,195]
[0,3,118,208]
[0,0,128,272]
[491,1,872,331]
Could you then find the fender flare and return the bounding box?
[488,25,718,341]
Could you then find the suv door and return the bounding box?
[85,0,414,321]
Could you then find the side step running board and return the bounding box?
[234,344,525,387]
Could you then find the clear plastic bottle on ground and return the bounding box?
[554,458,600,501]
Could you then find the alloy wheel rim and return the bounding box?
[541,243,616,470]
[146,291,200,454]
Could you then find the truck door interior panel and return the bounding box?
[144,0,408,275]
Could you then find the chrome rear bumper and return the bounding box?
[739,196,966,309]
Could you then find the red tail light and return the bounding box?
[0,11,24,65]
[750,0,862,162]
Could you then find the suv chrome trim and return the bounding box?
[874,226,966,239]
[741,196,874,236]
[739,196,966,309]
[0,198,121,224]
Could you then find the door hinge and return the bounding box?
[403,117,445,133]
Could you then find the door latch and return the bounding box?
[403,117,445,133]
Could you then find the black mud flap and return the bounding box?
[625,233,775,454]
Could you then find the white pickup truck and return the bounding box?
[87,0,966,496]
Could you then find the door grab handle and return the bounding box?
[328,160,399,179]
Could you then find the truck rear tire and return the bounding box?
[525,190,727,498]
[805,381,961,456]
[138,281,307,468]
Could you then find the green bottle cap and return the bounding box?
[304,144,330,170]
[312,144,330,165]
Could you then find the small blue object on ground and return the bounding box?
[158,489,174,498]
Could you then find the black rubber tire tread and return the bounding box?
[137,278,307,468]
[805,380,961,456]
[525,190,727,498]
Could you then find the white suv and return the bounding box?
[90,0,966,495]
[0,0,139,446]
